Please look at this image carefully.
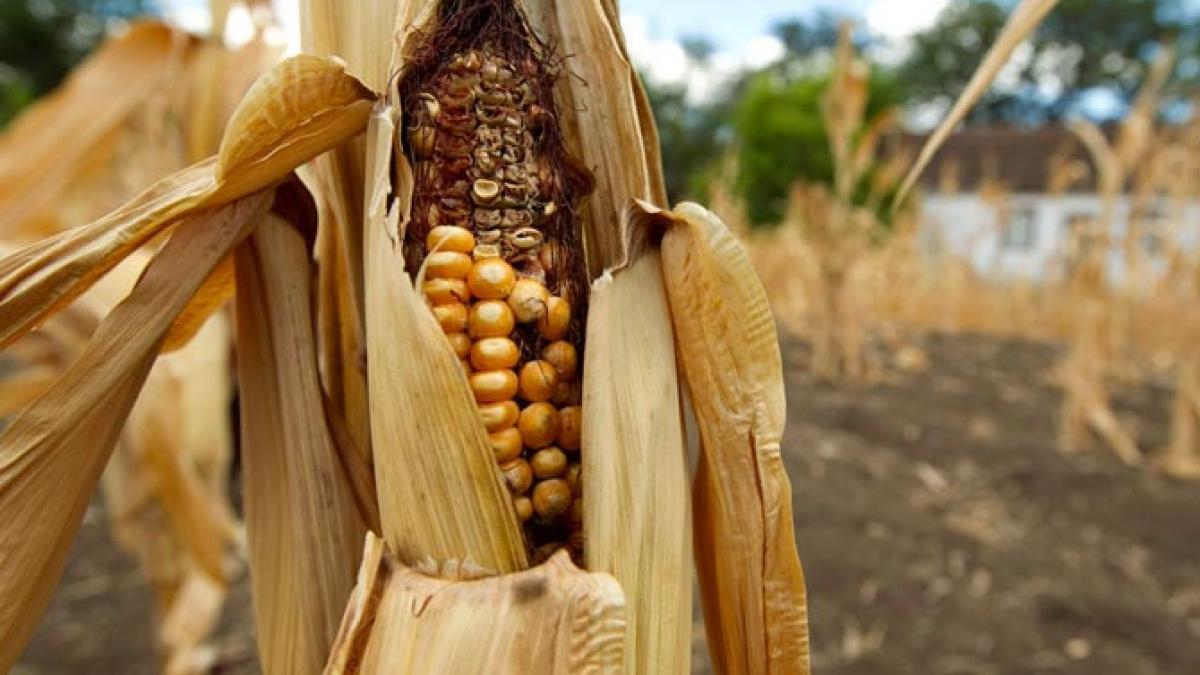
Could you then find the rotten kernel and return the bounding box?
[470,369,518,403]
[532,478,572,519]
[530,446,568,479]
[501,458,534,494]
[540,341,578,380]
[507,278,549,323]
[514,496,534,522]
[557,405,581,452]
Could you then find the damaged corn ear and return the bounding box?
[649,200,812,674]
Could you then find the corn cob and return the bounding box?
[400,13,592,562]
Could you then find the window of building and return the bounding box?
[1001,204,1038,250]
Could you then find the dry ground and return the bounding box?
[16,331,1200,674]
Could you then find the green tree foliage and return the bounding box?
[731,69,902,225]
[901,0,1200,122]
[0,0,153,127]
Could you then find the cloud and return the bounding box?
[864,0,951,40]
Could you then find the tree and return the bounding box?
[731,68,902,225]
[0,0,153,127]
[900,0,1200,123]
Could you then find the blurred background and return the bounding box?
[3,0,1200,674]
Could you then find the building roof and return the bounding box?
[907,125,1105,194]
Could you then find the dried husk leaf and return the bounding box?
[896,0,1060,206]
[324,534,627,674]
[162,255,235,352]
[363,107,527,574]
[653,201,811,674]
[0,191,272,673]
[234,212,366,675]
[583,225,691,675]
[0,365,57,419]
[0,55,374,350]
[0,21,196,237]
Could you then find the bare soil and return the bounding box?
[17,331,1200,674]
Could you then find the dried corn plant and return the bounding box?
[0,2,811,674]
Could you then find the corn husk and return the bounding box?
[583,220,691,675]
[235,211,367,675]
[324,534,627,674]
[0,54,374,349]
[652,201,811,674]
[0,190,272,673]
[364,107,528,574]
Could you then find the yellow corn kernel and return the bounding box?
[532,478,571,519]
[423,278,470,305]
[514,496,534,522]
[425,250,473,279]
[537,296,570,340]
[500,458,533,494]
[468,300,515,339]
[507,278,549,323]
[530,446,567,479]
[426,225,475,253]
[518,402,559,449]
[467,257,516,299]
[489,427,524,463]
[470,369,518,403]
[470,336,520,370]
[445,332,472,359]
[518,360,558,402]
[557,405,581,452]
[540,340,578,380]
[478,400,520,432]
[432,302,468,333]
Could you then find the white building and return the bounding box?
[915,126,1200,284]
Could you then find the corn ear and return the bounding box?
[583,223,691,675]
[650,201,811,674]
[0,190,272,673]
[235,209,367,675]
[324,534,627,674]
[364,107,528,574]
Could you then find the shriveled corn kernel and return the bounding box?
[445,332,472,359]
[564,462,581,494]
[426,225,475,253]
[423,278,470,305]
[507,278,549,323]
[530,446,568,479]
[518,402,559,449]
[470,336,520,370]
[500,458,533,494]
[425,250,473,279]
[514,496,534,522]
[541,341,578,380]
[532,478,571,519]
[470,369,518,403]
[467,258,516,299]
[551,380,579,406]
[537,296,570,340]
[468,300,515,339]
[557,406,581,451]
[518,360,558,402]
[432,302,468,333]
[489,427,523,463]
[478,400,520,432]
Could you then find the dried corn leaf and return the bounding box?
[896,0,1060,206]
[0,190,272,673]
[235,212,366,675]
[0,365,57,419]
[162,255,235,352]
[363,108,527,574]
[0,54,374,350]
[0,21,195,237]
[653,201,811,674]
[324,534,627,674]
[583,224,691,675]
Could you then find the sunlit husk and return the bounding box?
[0,191,272,673]
[0,55,374,350]
[653,201,811,674]
[235,212,367,675]
[363,108,528,574]
[583,223,691,675]
[324,534,627,674]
